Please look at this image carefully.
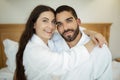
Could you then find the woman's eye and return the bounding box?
[43,20,48,22]
[52,21,56,25]
[57,23,62,27]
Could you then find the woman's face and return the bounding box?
[34,11,56,43]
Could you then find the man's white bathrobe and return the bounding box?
[23,34,90,80]
[50,29,112,80]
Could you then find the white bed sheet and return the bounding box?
[0,67,13,80]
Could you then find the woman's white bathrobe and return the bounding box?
[23,34,90,80]
[51,28,112,80]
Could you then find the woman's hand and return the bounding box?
[84,40,96,53]
[84,30,107,48]
[89,31,107,48]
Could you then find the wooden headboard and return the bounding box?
[0,23,112,69]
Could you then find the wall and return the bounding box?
[0,0,120,59]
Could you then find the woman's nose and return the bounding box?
[49,23,55,29]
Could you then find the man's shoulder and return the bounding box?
[91,44,112,78]
[91,44,112,61]
[93,44,111,55]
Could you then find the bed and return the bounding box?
[0,23,119,80]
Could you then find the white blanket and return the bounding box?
[0,61,120,80]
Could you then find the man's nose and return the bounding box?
[63,23,68,30]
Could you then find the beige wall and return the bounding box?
[0,0,120,59]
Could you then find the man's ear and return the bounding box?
[77,18,81,26]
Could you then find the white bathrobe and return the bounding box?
[50,28,112,80]
[23,34,90,80]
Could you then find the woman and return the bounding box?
[14,5,106,80]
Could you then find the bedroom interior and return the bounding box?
[0,23,112,69]
[0,23,120,80]
[0,0,120,80]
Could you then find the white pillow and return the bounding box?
[3,39,18,73]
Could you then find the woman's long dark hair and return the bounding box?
[14,5,55,80]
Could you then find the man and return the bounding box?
[51,5,112,80]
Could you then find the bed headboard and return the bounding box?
[0,23,111,69]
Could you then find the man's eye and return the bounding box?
[67,19,72,23]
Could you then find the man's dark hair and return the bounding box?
[56,5,78,19]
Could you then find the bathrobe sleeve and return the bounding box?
[92,44,112,80]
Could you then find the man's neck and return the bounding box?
[67,32,82,48]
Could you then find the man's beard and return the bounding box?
[61,26,79,42]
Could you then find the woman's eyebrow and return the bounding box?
[42,17,49,20]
